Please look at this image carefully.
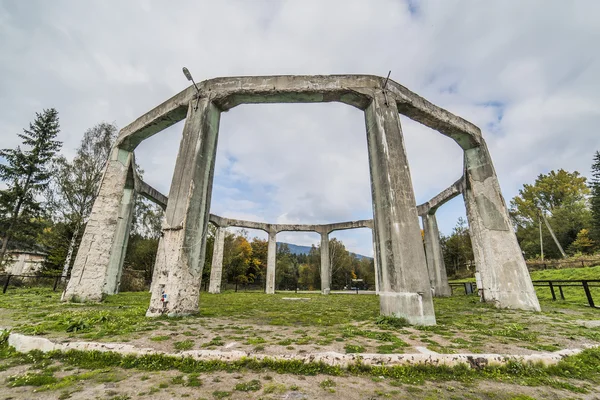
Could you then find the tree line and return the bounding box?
[440,154,600,276]
[201,227,375,291]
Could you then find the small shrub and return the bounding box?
[263,383,287,394]
[150,335,170,342]
[235,379,262,392]
[375,315,409,329]
[345,344,365,353]
[174,340,194,351]
[8,371,58,387]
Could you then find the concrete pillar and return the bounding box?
[320,231,331,294]
[208,226,226,294]
[146,98,220,317]
[62,147,135,302]
[463,143,540,311]
[365,92,435,325]
[265,228,277,294]
[104,185,136,295]
[422,213,452,297]
[371,227,380,294]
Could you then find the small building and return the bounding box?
[1,241,48,276]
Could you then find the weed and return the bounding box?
[235,379,262,391]
[173,340,194,351]
[375,315,409,329]
[150,335,170,342]
[345,344,365,353]
[263,382,287,394]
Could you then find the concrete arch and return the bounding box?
[63,74,540,325]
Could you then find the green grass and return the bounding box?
[1,276,599,362]
[530,265,600,280]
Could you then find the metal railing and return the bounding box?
[1,274,65,294]
[450,280,600,309]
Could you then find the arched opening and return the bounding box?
[329,227,375,291]
[275,231,321,291]
[212,102,371,225]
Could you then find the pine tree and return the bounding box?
[591,151,600,244]
[0,109,62,265]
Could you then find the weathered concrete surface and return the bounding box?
[147,99,220,317]
[417,178,464,216]
[365,92,435,325]
[266,228,277,294]
[463,143,540,311]
[136,179,168,210]
[320,231,331,295]
[115,75,480,152]
[208,226,226,294]
[104,182,136,295]
[371,227,380,294]
[7,332,591,368]
[208,214,372,234]
[62,148,134,302]
[422,213,452,297]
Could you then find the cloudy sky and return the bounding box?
[1,0,599,257]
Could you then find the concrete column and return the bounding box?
[463,143,540,311]
[365,92,435,325]
[265,228,277,294]
[208,226,226,294]
[62,147,135,302]
[422,213,452,297]
[104,185,136,295]
[320,231,331,294]
[371,227,380,294]
[146,98,220,317]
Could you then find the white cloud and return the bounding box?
[1,0,599,257]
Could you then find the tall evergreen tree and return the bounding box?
[590,151,600,244]
[0,109,62,265]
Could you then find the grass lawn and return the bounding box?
[0,265,599,399]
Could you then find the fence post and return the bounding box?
[549,281,556,301]
[582,260,585,268]
[53,275,60,291]
[543,263,547,270]
[2,275,11,294]
[558,285,565,300]
[464,282,468,295]
[582,281,595,308]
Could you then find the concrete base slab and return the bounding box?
[4,331,593,368]
[379,292,436,326]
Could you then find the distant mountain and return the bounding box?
[276,242,372,260]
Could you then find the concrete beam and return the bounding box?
[136,180,168,210]
[207,214,373,235]
[417,178,465,216]
[115,75,480,152]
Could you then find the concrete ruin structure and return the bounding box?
[62,74,541,325]
[207,214,375,296]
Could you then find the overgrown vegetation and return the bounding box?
[1,338,599,393]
